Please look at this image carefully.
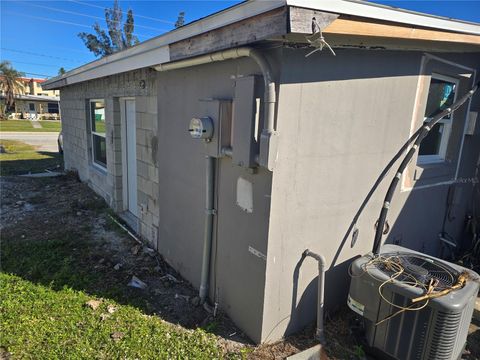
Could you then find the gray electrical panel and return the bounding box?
[232,76,261,168]
[198,99,232,158]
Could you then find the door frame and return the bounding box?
[119,97,137,215]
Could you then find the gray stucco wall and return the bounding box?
[261,49,480,341]
[155,57,277,343]
[58,46,479,345]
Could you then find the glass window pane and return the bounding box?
[93,134,107,167]
[424,78,456,119]
[47,102,59,114]
[418,123,444,156]
[91,100,106,135]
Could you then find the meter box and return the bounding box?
[196,99,232,158]
[189,117,213,140]
[232,76,262,168]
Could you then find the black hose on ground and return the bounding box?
[372,81,480,255]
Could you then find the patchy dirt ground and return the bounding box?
[0,174,333,359]
[2,174,479,360]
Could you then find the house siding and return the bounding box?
[261,49,480,341]
[59,68,160,247]
[57,47,480,345]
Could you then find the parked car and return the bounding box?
[58,131,63,154]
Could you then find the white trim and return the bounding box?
[91,160,108,174]
[417,73,459,164]
[42,0,480,90]
[42,0,283,90]
[119,97,135,213]
[402,53,476,192]
[424,53,477,72]
[454,70,477,179]
[89,99,107,169]
[287,0,480,35]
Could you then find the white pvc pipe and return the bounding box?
[154,47,277,170]
[304,249,327,344]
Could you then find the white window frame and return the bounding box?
[417,73,459,165]
[89,99,107,169]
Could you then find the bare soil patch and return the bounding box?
[3,174,477,359]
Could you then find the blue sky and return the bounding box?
[1,1,479,79]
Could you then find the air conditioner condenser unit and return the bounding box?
[348,244,479,360]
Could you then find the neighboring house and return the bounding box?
[18,77,60,98]
[0,77,60,119]
[0,94,60,120]
[42,0,480,344]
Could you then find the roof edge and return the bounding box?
[287,0,480,35]
[43,0,480,90]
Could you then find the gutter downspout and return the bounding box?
[303,249,327,344]
[154,47,278,171]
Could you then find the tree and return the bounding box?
[58,67,66,75]
[175,11,185,28]
[78,0,139,57]
[0,61,24,114]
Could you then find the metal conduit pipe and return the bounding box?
[303,249,327,344]
[154,47,278,304]
[199,156,215,304]
[154,47,277,170]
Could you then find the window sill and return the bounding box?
[90,162,108,176]
[413,159,454,182]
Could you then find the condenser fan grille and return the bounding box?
[369,252,460,289]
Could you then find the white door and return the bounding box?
[124,99,138,217]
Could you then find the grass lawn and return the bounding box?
[0,176,223,359]
[0,273,220,359]
[0,120,61,132]
[39,121,62,132]
[0,139,62,175]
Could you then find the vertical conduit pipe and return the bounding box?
[199,156,215,303]
[154,47,279,304]
[303,249,327,344]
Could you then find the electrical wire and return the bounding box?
[68,0,175,25]
[1,48,83,63]
[1,11,153,39]
[372,80,480,254]
[24,2,169,33]
[5,61,69,69]
[22,72,56,78]
[348,254,460,325]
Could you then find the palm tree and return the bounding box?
[0,61,25,116]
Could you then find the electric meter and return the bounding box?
[189,117,213,140]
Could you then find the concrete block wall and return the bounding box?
[59,68,159,246]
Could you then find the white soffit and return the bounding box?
[42,0,284,89]
[43,0,480,89]
[288,0,480,35]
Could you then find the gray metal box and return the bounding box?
[232,76,261,168]
[199,99,232,158]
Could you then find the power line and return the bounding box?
[22,72,56,78]
[41,45,92,55]
[25,2,170,33]
[69,0,175,25]
[3,11,91,29]
[1,48,83,63]
[2,11,153,39]
[4,60,69,69]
